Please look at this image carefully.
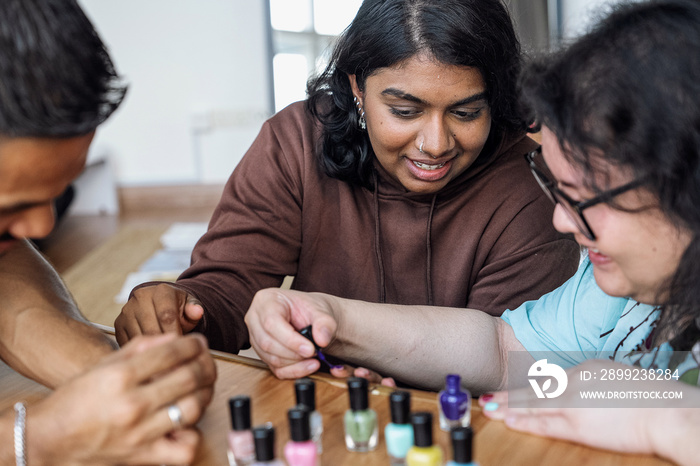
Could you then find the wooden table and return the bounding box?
[53,226,672,465]
[0,350,671,466]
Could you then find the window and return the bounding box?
[269,0,362,112]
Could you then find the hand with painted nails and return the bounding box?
[329,365,397,388]
[245,288,339,379]
[21,333,217,465]
[479,360,700,465]
[115,283,205,346]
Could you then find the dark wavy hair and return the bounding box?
[521,0,700,350]
[306,0,525,188]
[0,0,126,138]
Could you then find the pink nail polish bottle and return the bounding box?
[228,396,256,466]
[284,407,318,466]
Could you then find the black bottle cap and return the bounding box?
[253,425,276,462]
[288,407,311,442]
[389,390,411,424]
[411,411,434,447]
[347,377,369,411]
[451,426,474,463]
[228,395,251,431]
[295,378,316,411]
[299,325,319,350]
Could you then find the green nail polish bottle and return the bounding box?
[344,377,378,452]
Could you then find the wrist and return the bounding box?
[23,399,64,466]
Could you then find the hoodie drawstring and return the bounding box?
[372,170,438,306]
[372,171,386,303]
[426,195,437,306]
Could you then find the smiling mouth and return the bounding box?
[412,160,446,170]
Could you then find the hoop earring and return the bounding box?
[354,96,366,130]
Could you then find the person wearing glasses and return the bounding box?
[243,1,700,462]
[525,146,648,242]
[115,0,579,354]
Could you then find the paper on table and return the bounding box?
[159,222,208,250]
[114,222,208,304]
[139,249,192,272]
[114,270,181,304]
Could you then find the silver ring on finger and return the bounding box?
[167,404,184,429]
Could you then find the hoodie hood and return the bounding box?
[369,129,530,305]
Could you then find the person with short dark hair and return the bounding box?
[0,1,216,464]
[116,0,580,359]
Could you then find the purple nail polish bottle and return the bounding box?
[438,374,471,431]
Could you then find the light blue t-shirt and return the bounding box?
[502,256,699,384]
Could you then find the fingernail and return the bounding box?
[299,343,315,357]
[480,393,494,402]
[306,361,319,372]
[320,327,332,345]
[484,402,499,412]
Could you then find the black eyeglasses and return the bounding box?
[525,146,646,241]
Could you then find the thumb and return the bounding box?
[310,313,337,349]
[182,296,204,331]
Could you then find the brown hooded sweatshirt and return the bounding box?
[163,102,579,353]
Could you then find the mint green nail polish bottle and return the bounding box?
[344,377,378,452]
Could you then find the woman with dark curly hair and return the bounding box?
[115,0,579,354]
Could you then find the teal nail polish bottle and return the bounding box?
[344,377,378,452]
[446,426,479,466]
[385,390,414,465]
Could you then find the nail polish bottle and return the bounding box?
[251,425,285,466]
[343,377,378,452]
[406,412,443,466]
[447,426,478,466]
[438,374,471,431]
[295,378,323,453]
[284,407,318,466]
[384,390,414,465]
[227,396,255,466]
[299,325,343,370]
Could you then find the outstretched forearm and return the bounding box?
[0,240,116,387]
[319,293,524,392]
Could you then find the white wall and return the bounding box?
[77,0,642,187]
[78,0,273,186]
